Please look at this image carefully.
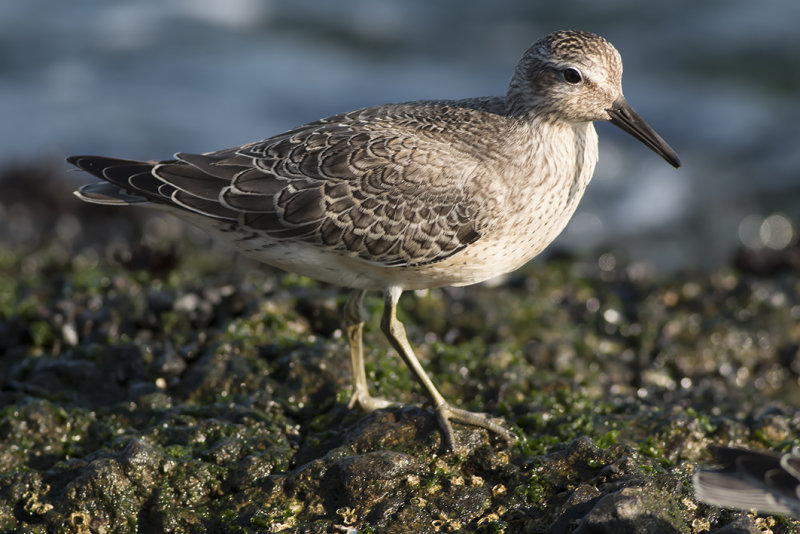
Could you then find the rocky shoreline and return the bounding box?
[1,164,799,532]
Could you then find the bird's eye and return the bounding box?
[563,67,582,84]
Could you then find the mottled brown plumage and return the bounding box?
[70,30,680,451]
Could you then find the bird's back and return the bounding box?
[73,96,598,290]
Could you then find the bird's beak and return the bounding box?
[606,97,681,168]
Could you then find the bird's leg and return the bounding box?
[344,289,396,412]
[380,287,515,450]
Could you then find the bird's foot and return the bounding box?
[348,388,515,452]
[434,402,516,451]
[347,388,398,412]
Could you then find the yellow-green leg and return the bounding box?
[344,289,395,412]
[379,286,515,450]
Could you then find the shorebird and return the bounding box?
[694,446,800,517]
[70,30,680,450]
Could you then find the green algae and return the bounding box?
[2,203,800,532]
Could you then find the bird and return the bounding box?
[694,445,800,518]
[69,29,680,451]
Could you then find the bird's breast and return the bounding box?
[444,121,600,282]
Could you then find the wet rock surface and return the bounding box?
[1,164,799,532]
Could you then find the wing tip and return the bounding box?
[74,182,147,205]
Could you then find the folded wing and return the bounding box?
[70,103,489,267]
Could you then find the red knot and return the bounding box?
[69,29,680,451]
[694,445,800,517]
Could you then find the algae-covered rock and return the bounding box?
[1,164,799,532]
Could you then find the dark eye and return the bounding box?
[563,67,582,84]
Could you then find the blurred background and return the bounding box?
[1,0,799,271]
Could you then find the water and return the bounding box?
[2,0,799,270]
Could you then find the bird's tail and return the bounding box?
[68,155,166,206]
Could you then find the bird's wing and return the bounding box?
[693,446,800,517]
[71,103,498,268]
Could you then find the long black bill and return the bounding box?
[606,97,681,168]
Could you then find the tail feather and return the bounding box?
[68,154,237,220]
[74,182,148,205]
[153,161,232,202]
[68,156,165,202]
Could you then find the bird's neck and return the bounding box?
[493,118,599,253]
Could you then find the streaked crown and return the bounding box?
[507,29,624,122]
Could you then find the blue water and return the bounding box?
[2,0,799,269]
